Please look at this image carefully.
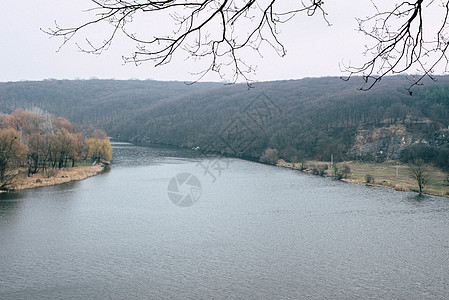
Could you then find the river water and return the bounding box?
[1,143,448,299]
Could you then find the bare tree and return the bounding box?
[409,158,428,195]
[343,0,449,92]
[43,1,449,89]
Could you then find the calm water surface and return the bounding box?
[1,143,448,299]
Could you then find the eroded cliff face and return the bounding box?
[348,123,449,161]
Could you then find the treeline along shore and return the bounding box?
[0,109,112,192]
[0,76,448,196]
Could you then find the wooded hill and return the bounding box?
[0,76,448,170]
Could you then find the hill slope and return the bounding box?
[1,77,448,169]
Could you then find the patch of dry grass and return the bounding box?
[5,165,104,191]
[344,161,448,197]
[278,159,449,198]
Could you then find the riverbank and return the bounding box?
[1,165,105,193]
[277,160,449,198]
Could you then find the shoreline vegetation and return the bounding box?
[276,159,449,198]
[1,109,112,193]
[0,164,106,193]
[2,79,448,197]
[3,137,446,197]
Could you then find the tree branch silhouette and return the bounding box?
[43,0,449,90]
[43,0,327,86]
[342,0,449,92]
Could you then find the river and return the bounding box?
[1,142,448,299]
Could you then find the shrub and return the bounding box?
[46,168,57,178]
[311,164,328,176]
[332,164,351,180]
[341,165,351,179]
[365,174,375,184]
[260,148,279,165]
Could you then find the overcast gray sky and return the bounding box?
[0,1,404,82]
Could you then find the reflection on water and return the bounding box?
[0,143,448,299]
[0,196,22,220]
[0,191,24,201]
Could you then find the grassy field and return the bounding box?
[278,160,449,198]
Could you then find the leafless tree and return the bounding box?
[43,1,449,90]
[343,0,449,92]
[409,158,428,195]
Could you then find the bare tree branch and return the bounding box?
[43,1,449,90]
[342,0,449,92]
[42,0,327,86]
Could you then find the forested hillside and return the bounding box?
[1,77,448,170]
